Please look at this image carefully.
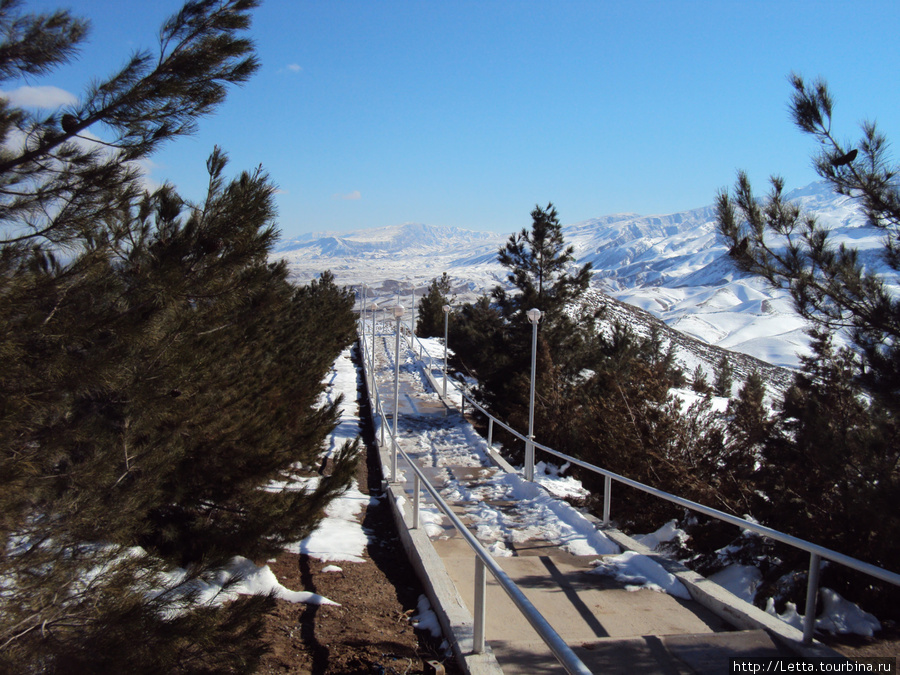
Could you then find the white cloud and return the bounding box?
[0,85,78,109]
[332,190,361,201]
[287,63,302,73]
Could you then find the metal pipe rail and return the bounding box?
[358,323,592,674]
[404,327,900,645]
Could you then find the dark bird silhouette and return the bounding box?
[831,148,858,167]
[61,114,79,135]
[728,237,749,258]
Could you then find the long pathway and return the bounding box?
[363,324,792,673]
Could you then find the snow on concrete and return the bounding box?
[589,550,691,599]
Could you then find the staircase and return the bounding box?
[363,329,839,673]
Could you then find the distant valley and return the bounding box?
[274,182,886,375]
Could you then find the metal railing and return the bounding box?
[400,322,900,646]
[359,318,592,674]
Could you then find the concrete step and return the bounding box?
[432,539,730,644]
[491,628,790,674]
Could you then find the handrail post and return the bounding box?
[413,473,420,529]
[525,438,534,482]
[803,552,821,644]
[487,418,494,449]
[473,557,486,654]
[391,306,404,483]
[603,475,612,525]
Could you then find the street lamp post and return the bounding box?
[371,304,378,412]
[361,284,367,337]
[525,308,542,482]
[391,304,404,482]
[410,286,416,352]
[442,304,451,399]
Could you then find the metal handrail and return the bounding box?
[407,327,900,645]
[359,320,592,675]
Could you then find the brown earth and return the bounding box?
[822,622,900,660]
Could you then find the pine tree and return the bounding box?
[416,272,453,337]
[494,203,593,319]
[0,3,359,671]
[713,355,734,397]
[727,370,770,452]
[758,330,898,572]
[717,74,900,409]
[717,77,900,611]
[692,364,711,394]
[453,205,596,436]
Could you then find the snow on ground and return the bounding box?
[407,338,619,558]
[286,347,373,564]
[317,346,363,458]
[534,461,591,501]
[765,590,881,637]
[284,476,372,563]
[160,556,340,610]
[709,564,762,604]
[411,594,442,638]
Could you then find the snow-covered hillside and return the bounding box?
[274,181,889,371]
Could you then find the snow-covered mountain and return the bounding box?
[274,181,888,372]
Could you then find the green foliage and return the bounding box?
[713,355,734,397]
[494,203,593,318]
[741,330,900,612]
[451,204,597,448]
[0,2,359,671]
[416,272,453,338]
[717,74,900,409]
[691,364,711,394]
[716,75,900,613]
[726,370,770,453]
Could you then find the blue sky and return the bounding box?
[7,1,900,240]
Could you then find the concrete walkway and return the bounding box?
[361,328,832,673]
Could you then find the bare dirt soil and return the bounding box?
[823,622,900,660]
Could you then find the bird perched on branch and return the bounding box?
[61,114,79,134]
[831,148,858,167]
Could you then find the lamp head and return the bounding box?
[392,305,404,319]
[526,308,542,324]
[442,304,451,313]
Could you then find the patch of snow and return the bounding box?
[634,519,685,551]
[709,564,762,604]
[534,461,590,501]
[765,587,881,637]
[816,588,882,637]
[411,594,442,638]
[589,550,690,599]
[161,556,340,609]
